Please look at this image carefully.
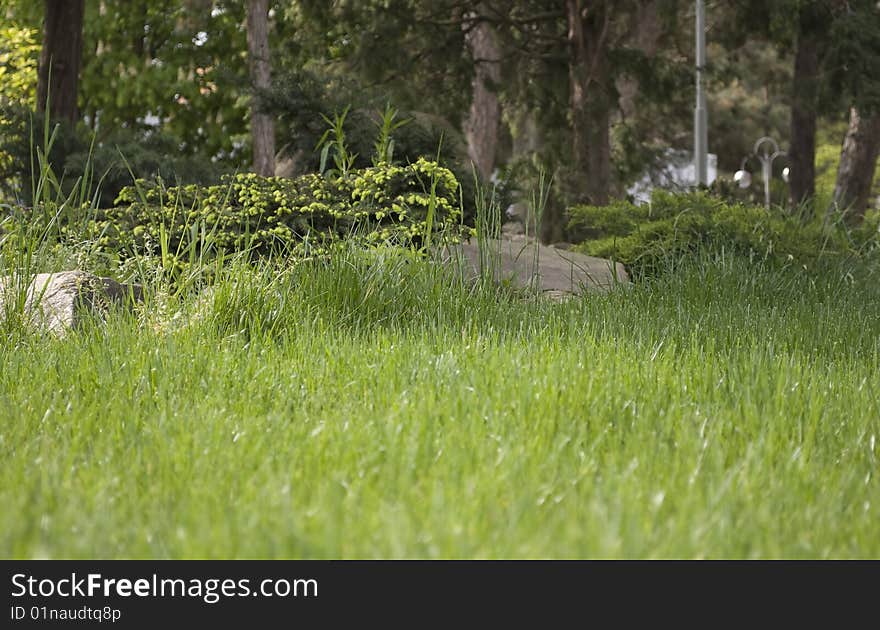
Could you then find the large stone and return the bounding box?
[439,236,628,298]
[0,271,143,335]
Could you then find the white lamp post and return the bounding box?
[734,136,790,209]
[694,0,708,186]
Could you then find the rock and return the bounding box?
[505,202,528,221]
[0,271,143,335]
[501,221,525,236]
[439,237,628,296]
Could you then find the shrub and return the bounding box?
[568,191,875,279]
[1,159,469,279]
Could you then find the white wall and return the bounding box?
[627,150,717,205]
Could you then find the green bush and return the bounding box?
[568,191,876,279]
[1,158,469,278]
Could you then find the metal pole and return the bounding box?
[694,0,708,186]
[762,156,771,209]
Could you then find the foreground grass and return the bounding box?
[1,251,878,558]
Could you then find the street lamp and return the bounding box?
[734,136,789,209]
[694,0,708,186]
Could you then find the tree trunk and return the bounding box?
[247,0,275,177]
[463,7,502,181]
[566,0,611,208]
[829,107,880,222]
[616,1,660,121]
[36,0,85,122]
[788,8,821,206]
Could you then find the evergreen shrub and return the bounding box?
[1,158,469,277]
[568,191,878,279]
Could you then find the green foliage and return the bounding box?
[0,105,221,206]
[0,23,39,193]
[258,67,335,169]
[293,0,473,124]
[78,0,251,165]
[316,106,358,178]
[0,107,86,204]
[568,191,876,279]
[265,68,469,169]
[0,24,39,108]
[63,129,225,208]
[260,63,477,216]
[815,138,843,210]
[815,124,880,214]
[823,0,880,114]
[0,101,33,199]
[372,103,411,167]
[2,159,468,279]
[708,44,792,174]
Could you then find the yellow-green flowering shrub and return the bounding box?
[2,160,469,276]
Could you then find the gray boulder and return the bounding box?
[0,271,143,335]
[439,236,628,299]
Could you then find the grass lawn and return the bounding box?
[1,250,878,558]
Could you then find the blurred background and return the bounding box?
[2,0,879,241]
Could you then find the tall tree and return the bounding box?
[36,0,85,122]
[616,0,661,121]
[463,4,502,180]
[787,2,827,205]
[247,0,275,176]
[566,0,611,207]
[829,107,880,221]
[824,0,880,220]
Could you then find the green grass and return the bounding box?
[1,248,878,559]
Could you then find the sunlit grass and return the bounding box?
[1,250,878,558]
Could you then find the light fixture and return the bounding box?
[735,137,789,208]
[734,169,752,189]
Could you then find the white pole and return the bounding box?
[694,0,708,186]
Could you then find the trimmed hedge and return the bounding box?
[568,191,878,279]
